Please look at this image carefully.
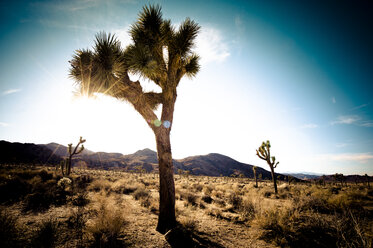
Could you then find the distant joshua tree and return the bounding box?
[256,140,279,194]
[333,173,345,187]
[252,166,258,188]
[60,137,86,176]
[69,5,200,233]
[365,174,370,188]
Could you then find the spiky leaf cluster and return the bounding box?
[256,140,279,168]
[69,4,200,112]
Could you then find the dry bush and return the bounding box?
[178,216,198,232]
[31,219,59,248]
[201,195,213,204]
[132,187,154,208]
[87,194,127,248]
[133,187,149,200]
[213,198,226,208]
[192,183,203,192]
[87,178,111,192]
[66,208,87,241]
[203,185,213,195]
[0,210,24,248]
[228,192,242,210]
[253,189,373,248]
[239,197,257,220]
[185,193,198,206]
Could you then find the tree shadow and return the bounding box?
[165,226,225,248]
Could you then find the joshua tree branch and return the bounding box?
[256,150,267,160]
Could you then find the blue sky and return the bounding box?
[1,0,372,175]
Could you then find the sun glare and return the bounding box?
[64,94,155,154]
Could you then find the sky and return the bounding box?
[1,0,373,175]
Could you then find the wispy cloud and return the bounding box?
[0,122,9,127]
[360,121,373,127]
[196,27,230,65]
[331,115,361,125]
[331,97,336,104]
[335,143,348,148]
[38,19,98,32]
[351,103,369,111]
[318,153,373,163]
[2,88,22,95]
[331,115,373,127]
[32,0,101,13]
[301,123,318,129]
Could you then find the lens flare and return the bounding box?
[154,119,162,127]
[163,120,171,128]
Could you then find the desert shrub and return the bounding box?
[74,175,93,190]
[185,193,198,206]
[179,217,197,232]
[23,178,67,212]
[110,178,128,193]
[0,210,24,248]
[24,192,53,211]
[202,195,213,204]
[203,186,213,195]
[297,196,332,214]
[38,170,53,182]
[240,198,256,220]
[258,208,336,248]
[334,210,372,248]
[213,198,226,207]
[122,184,139,194]
[67,208,87,244]
[88,179,111,192]
[31,219,58,248]
[87,206,127,248]
[193,183,203,192]
[133,188,149,200]
[71,192,90,207]
[367,189,373,197]
[211,190,223,199]
[0,176,31,203]
[263,190,272,198]
[228,192,242,210]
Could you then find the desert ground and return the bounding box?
[0,165,372,248]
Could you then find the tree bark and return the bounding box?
[270,167,278,194]
[155,90,177,234]
[155,128,176,234]
[255,174,258,188]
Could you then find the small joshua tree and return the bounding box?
[256,140,279,194]
[365,174,370,188]
[252,166,258,188]
[61,137,86,176]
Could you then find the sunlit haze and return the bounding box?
[1,0,372,175]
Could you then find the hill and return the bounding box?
[0,140,289,180]
[0,140,62,165]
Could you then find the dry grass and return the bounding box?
[0,165,372,247]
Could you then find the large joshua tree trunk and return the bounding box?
[155,130,176,233]
[155,95,177,234]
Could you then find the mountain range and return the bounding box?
[0,140,286,180]
[2,140,370,182]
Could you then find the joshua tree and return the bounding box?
[252,166,258,187]
[334,173,345,187]
[256,140,279,194]
[69,5,200,233]
[365,174,370,188]
[61,136,86,176]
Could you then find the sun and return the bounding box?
[64,93,155,154]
